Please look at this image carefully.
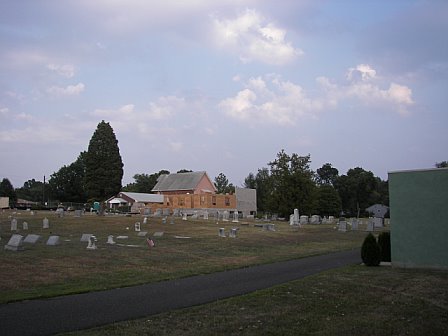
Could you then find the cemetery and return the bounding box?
[0,208,373,304]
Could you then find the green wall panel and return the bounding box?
[389,168,448,269]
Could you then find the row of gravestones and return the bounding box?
[8,217,50,231]
[337,218,382,232]
[4,234,60,251]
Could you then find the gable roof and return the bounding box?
[119,192,164,203]
[152,171,215,192]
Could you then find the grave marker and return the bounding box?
[42,217,49,229]
[229,228,238,238]
[134,222,141,232]
[24,234,41,244]
[10,218,17,231]
[219,228,226,237]
[107,235,116,245]
[86,235,97,249]
[4,234,24,251]
[137,231,148,237]
[80,234,93,242]
[46,236,60,246]
[22,221,29,230]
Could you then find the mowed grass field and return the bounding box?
[1,209,365,304]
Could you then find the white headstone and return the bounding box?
[191,212,198,219]
[24,234,41,244]
[43,217,49,229]
[182,213,187,221]
[223,211,229,222]
[22,221,29,230]
[219,228,226,237]
[137,231,148,237]
[134,222,141,232]
[46,236,60,246]
[232,211,239,223]
[162,217,167,224]
[86,235,97,249]
[367,219,375,232]
[293,209,300,225]
[351,218,359,230]
[338,221,348,232]
[143,217,148,224]
[310,215,320,224]
[4,234,24,251]
[373,217,383,228]
[203,210,209,220]
[80,234,93,242]
[153,231,164,237]
[300,215,308,225]
[107,235,116,245]
[229,228,238,238]
[10,218,17,231]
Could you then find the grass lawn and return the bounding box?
[61,265,448,336]
[1,209,366,303]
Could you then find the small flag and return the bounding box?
[146,238,155,248]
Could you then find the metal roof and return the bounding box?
[119,192,164,203]
[152,171,214,192]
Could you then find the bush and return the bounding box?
[378,231,391,262]
[361,233,381,266]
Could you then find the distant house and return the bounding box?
[152,171,216,195]
[0,197,9,209]
[106,192,164,213]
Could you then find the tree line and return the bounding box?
[1,121,446,216]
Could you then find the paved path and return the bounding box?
[0,249,360,336]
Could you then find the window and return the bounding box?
[212,196,216,206]
[225,197,230,206]
[179,197,185,206]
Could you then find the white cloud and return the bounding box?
[147,96,185,120]
[47,63,75,78]
[347,64,377,82]
[47,83,85,96]
[212,9,302,65]
[0,107,9,117]
[222,65,414,125]
[220,75,323,126]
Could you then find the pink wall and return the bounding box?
[194,174,216,194]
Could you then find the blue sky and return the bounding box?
[1,0,447,188]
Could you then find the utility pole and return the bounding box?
[43,175,45,206]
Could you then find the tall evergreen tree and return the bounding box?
[85,121,123,201]
[0,178,17,206]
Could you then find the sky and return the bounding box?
[1,0,447,189]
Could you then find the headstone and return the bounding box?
[10,218,17,231]
[24,234,41,244]
[137,231,148,237]
[300,215,308,225]
[229,228,238,238]
[143,208,151,216]
[116,235,128,239]
[162,208,170,216]
[43,217,49,229]
[86,235,97,249]
[56,208,64,217]
[4,234,24,251]
[134,222,141,232]
[191,212,198,219]
[292,208,300,226]
[107,235,116,245]
[328,216,335,223]
[351,218,359,230]
[22,221,29,230]
[366,219,375,232]
[172,208,180,217]
[338,221,348,232]
[310,215,320,224]
[162,217,167,224]
[263,223,276,231]
[153,231,164,237]
[80,233,93,242]
[232,211,239,223]
[170,217,175,225]
[182,213,187,221]
[46,235,60,246]
[74,210,82,217]
[154,209,162,217]
[223,210,229,222]
[373,217,383,228]
[143,217,148,224]
[219,228,226,237]
[203,210,209,220]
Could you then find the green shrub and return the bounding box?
[378,231,391,262]
[361,233,381,266]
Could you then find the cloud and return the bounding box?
[220,75,323,126]
[47,63,75,78]
[147,96,185,120]
[47,83,85,96]
[212,9,302,65]
[222,64,415,124]
[0,107,9,117]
